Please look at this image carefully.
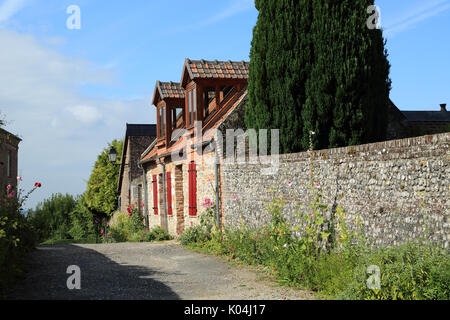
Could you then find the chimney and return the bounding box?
[440,103,447,112]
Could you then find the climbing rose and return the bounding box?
[34,182,42,188]
[6,185,12,190]
[7,191,15,198]
[17,176,22,182]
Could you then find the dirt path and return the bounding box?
[4,241,315,300]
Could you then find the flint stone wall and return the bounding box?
[222,132,450,248]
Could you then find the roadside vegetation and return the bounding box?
[0,181,40,294]
[180,133,449,300]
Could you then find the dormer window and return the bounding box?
[186,87,197,128]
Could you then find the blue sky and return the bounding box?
[0,0,449,209]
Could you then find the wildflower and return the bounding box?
[315,183,320,189]
[128,212,133,217]
[283,243,288,249]
[287,181,292,187]
[311,131,316,135]
[233,196,238,202]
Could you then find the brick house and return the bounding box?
[0,128,21,197]
[140,59,249,236]
[118,124,157,217]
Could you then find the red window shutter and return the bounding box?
[189,162,197,216]
[166,172,173,216]
[152,175,158,215]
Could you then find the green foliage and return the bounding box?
[68,195,97,242]
[28,193,77,242]
[0,193,38,293]
[246,0,391,153]
[85,139,123,216]
[109,203,172,243]
[180,203,217,246]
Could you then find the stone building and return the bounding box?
[140,59,249,236]
[387,102,449,140]
[0,127,21,197]
[118,124,157,215]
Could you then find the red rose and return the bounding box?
[34,182,42,188]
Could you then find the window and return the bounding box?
[188,162,197,216]
[152,175,158,215]
[159,108,162,137]
[188,90,192,126]
[193,88,197,122]
[7,150,11,177]
[162,106,166,136]
[166,172,173,216]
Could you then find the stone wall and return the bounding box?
[222,132,450,248]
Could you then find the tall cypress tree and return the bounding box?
[245,0,313,154]
[247,0,391,152]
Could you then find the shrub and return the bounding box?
[0,181,40,293]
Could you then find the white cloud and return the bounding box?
[67,105,102,125]
[0,29,154,209]
[0,0,28,23]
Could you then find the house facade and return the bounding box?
[118,124,157,216]
[0,128,21,197]
[140,59,249,236]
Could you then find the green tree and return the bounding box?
[68,194,97,241]
[246,0,391,152]
[245,0,313,154]
[29,193,77,241]
[85,139,123,216]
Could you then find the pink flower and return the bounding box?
[141,202,145,207]
[17,176,22,182]
[287,181,292,187]
[233,196,238,202]
[306,150,311,156]
[190,221,193,227]
[315,183,320,189]
[6,185,12,190]
[7,191,15,198]
[202,198,212,208]
[131,204,135,209]
[100,230,104,235]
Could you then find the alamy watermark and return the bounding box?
[66,265,81,290]
[367,5,382,30]
[366,265,381,290]
[168,121,280,175]
[66,5,81,30]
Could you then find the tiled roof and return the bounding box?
[181,58,249,86]
[152,81,185,105]
[126,124,157,137]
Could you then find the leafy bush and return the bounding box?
[109,202,172,243]
[0,182,40,293]
[337,242,450,300]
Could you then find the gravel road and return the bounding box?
[4,241,315,300]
